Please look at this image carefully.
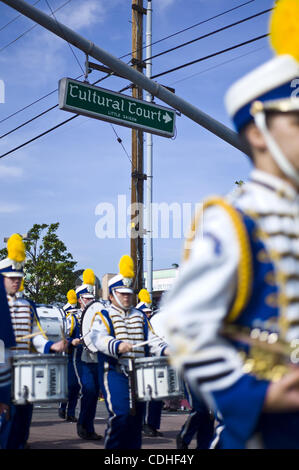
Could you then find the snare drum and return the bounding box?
[12,354,68,405]
[36,305,66,342]
[134,356,183,401]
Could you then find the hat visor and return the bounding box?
[79,293,94,299]
[254,97,299,114]
[114,287,134,294]
[2,272,24,278]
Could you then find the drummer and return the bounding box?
[0,275,15,449]
[90,255,170,449]
[0,234,68,449]
[74,269,102,441]
[58,289,81,423]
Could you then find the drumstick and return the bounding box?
[60,326,66,341]
[15,331,43,342]
[131,337,162,349]
[80,331,91,340]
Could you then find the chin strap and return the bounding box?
[112,290,133,311]
[80,296,93,309]
[254,111,299,187]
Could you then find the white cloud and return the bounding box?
[155,0,176,11]
[58,0,106,30]
[0,203,22,213]
[0,165,23,178]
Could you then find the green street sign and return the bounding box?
[59,78,176,138]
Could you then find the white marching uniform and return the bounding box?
[91,304,167,366]
[8,296,51,355]
[90,303,167,449]
[161,169,299,449]
[0,294,54,449]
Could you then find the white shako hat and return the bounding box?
[76,269,96,299]
[0,233,26,278]
[225,0,299,186]
[108,255,135,295]
[63,289,78,313]
[136,288,152,313]
[225,54,299,132]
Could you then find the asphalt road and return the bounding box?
[27,401,196,450]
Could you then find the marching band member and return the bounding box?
[136,289,164,438]
[0,275,15,449]
[74,269,102,441]
[58,289,81,422]
[161,0,299,449]
[90,256,170,449]
[0,234,67,449]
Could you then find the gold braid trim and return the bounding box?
[69,315,75,336]
[92,311,111,335]
[146,317,154,333]
[183,197,253,323]
[32,307,48,339]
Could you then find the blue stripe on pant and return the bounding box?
[77,361,100,433]
[60,353,80,417]
[99,364,145,449]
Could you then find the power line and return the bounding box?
[0,32,268,160]
[0,72,113,139]
[0,0,73,54]
[152,33,268,80]
[121,0,257,61]
[0,103,57,139]
[110,124,134,169]
[1,8,269,138]
[0,86,133,161]
[0,0,258,125]
[170,45,267,86]
[45,0,84,75]
[0,76,82,125]
[0,80,131,159]
[0,114,78,159]
[0,0,41,32]
[147,8,272,62]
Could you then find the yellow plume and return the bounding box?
[119,255,134,279]
[83,268,95,286]
[269,0,299,61]
[19,278,24,292]
[138,289,152,304]
[67,289,77,305]
[7,233,25,263]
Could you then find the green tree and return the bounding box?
[0,223,78,304]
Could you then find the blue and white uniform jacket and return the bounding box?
[90,304,168,370]
[65,308,80,356]
[0,279,15,405]
[65,309,81,344]
[8,295,54,356]
[161,169,299,449]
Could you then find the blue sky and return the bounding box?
[0,0,274,281]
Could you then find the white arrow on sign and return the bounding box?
[162,112,172,124]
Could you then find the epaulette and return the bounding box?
[183,196,253,323]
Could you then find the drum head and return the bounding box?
[80,300,104,353]
[36,305,66,342]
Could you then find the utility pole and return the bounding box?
[145,0,153,299]
[131,0,146,296]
